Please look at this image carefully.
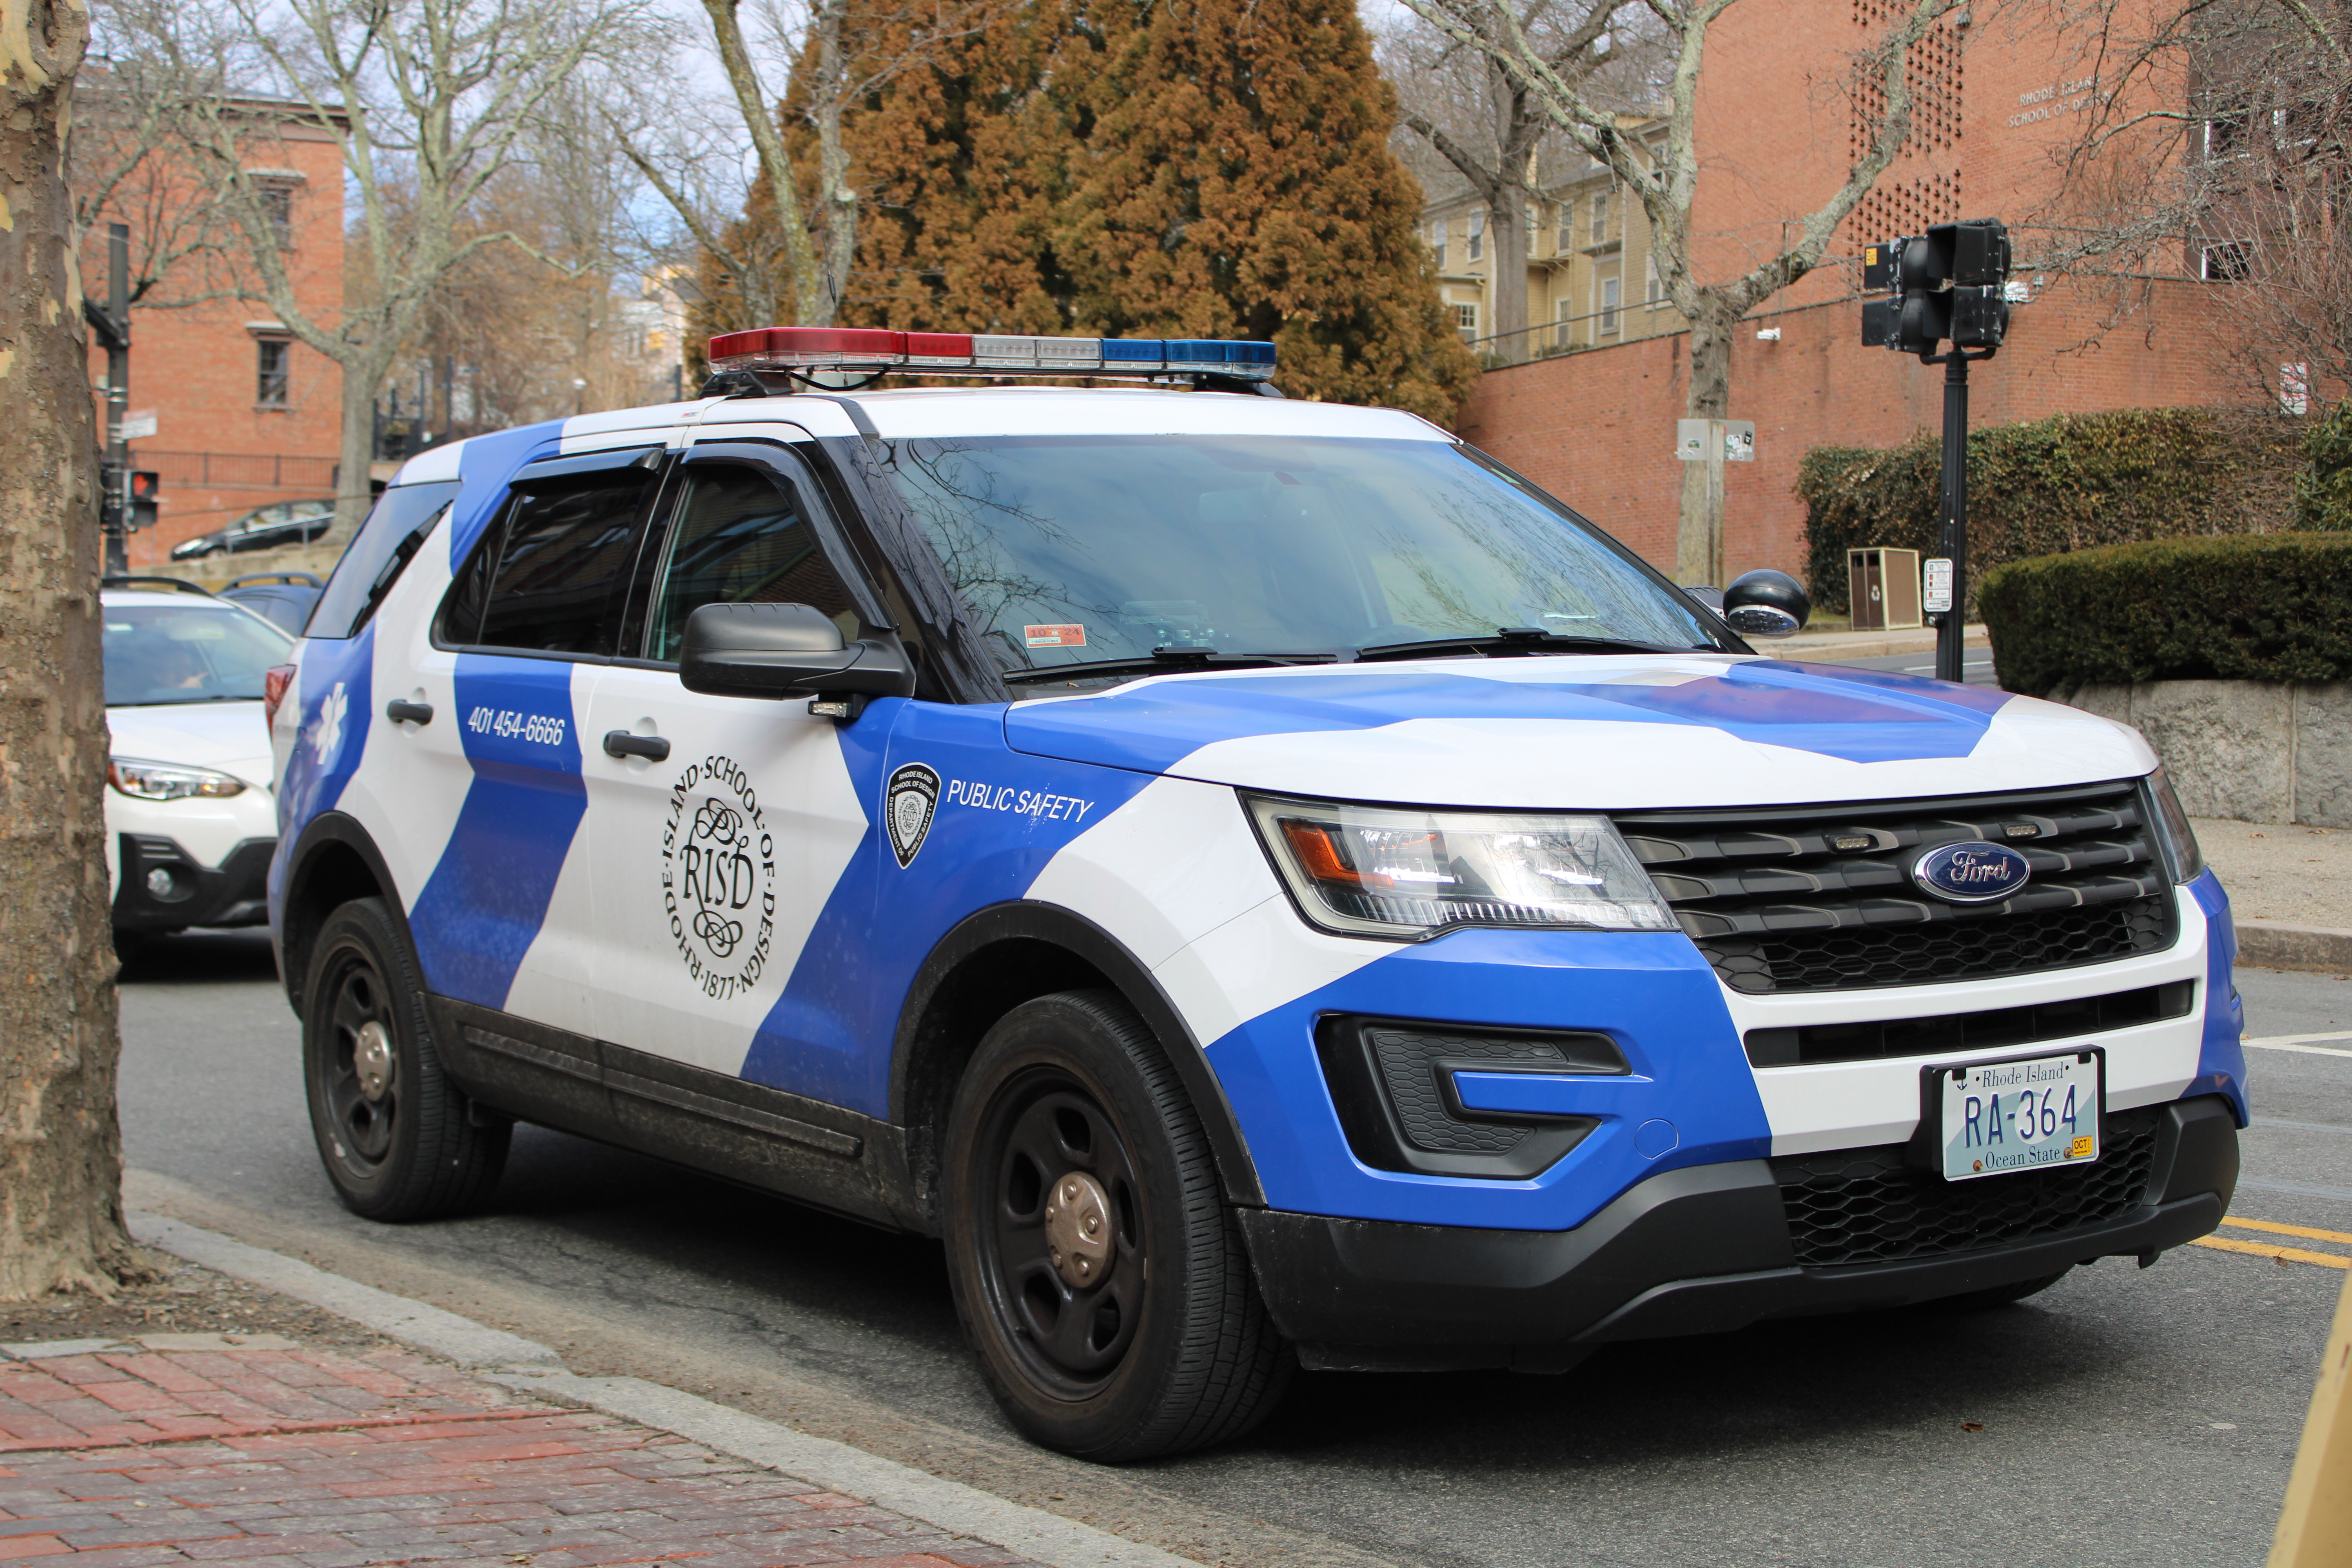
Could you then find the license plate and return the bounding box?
[1933,1049,2103,1181]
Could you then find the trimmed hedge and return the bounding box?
[1798,407,2303,614]
[1976,532,2352,697]
[2297,401,2352,531]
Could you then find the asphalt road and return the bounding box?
[118,931,2347,1568]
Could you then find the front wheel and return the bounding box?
[942,990,1291,1461]
[302,897,508,1220]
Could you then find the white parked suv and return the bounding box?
[102,579,291,945]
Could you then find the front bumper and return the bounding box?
[1240,1093,2238,1369]
[112,833,276,932]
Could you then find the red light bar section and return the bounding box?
[706,327,904,365]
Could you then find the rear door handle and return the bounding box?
[603,730,671,762]
[385,700,434,725]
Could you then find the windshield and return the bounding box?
[103,601,294,706]
[882,435,1727,677]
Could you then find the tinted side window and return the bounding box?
[646,466,858,661]
[308,481,460,639]
[466,476,651,655]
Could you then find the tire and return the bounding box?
[1926,1268,2072,1312]
[301,897,508,1221]
[942,990,1292,1462]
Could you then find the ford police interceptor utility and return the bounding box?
[267,327,2244,1463]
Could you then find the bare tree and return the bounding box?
[2,0,142,1299]
[66,53,241,314]
[108,0,664,526]
[1379,2,1668,356]
[1406,0,1964,584]
[2016,0,2352,416]
[618,0,1002,338]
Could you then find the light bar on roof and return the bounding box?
[705,327,1277,381]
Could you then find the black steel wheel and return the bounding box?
[302,897,507,1220]
[942,990,1290,1461]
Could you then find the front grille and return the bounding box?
[1772,1105,2162,1267]
[1745,980,2197,1066]
[1614,780,2178,994]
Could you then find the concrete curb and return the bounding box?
[2239,921,2352,975]
[127,1210,1206,1568]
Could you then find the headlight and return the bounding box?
[1245,793,1678,939]
[2144,767,2205,884]
[108,757,247,800]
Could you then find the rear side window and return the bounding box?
[645,465,858,661]
[446,471,653,656]
[307,481,460,640]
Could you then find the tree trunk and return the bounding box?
[1674,297,1736,586]
[1488,184,1528,360]
[0,0,139,1301]
[335,346,389,533]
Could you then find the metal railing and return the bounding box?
[137,450,339,493]
[1462,299,1681,368]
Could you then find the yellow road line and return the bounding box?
[2194,1235,2352,1269]
[2223,1216,2352,1247]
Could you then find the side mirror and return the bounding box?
[1720,569,1810,640]
[678,602,916,709]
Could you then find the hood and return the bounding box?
[106,700,276,789]
[1003,655,2156,811]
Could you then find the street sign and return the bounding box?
[119,411,156,439]
[1676,419,1757,462]
[1924,556,1955,613]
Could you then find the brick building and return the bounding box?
[82,93,347,567]
[1447,1,2265,596]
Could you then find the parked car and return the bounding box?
[102,578,291,947]
[268,326,2243,1464]
[218,571,325,637]
[170,498,338,561]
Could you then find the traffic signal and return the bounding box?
[128,470,160,532]
[1859,220,2012,356]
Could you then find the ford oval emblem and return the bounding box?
[1913,840,2032,903]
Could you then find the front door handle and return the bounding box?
[603,730,671,762]
[385,700,434,725]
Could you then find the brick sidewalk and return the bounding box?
[0,1337,1032,1568]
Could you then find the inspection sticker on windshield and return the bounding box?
[1024,623,1086,648]
[1934,1050,2101,1181]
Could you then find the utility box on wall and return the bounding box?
[1848,547,1923,631]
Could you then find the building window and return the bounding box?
[1454,301,1479,342]
[256,339,290,405]
[1646,254,1666,305]
[1590,190,1610,246]
[1427,217,1446,270]
[1557,199,1575,252]
[1555,299,1576,350]
[2202,241,2251,281]
[1466,211,1485,263]
[1597,276,1621,335]
[257,183,295,249]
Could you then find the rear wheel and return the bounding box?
[942,990,1291,1461]
[302,897,508,1220]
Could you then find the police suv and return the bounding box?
[267,327,2244,1462]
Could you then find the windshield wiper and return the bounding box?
[1002,647,1341,686]
[1353,627,1718,662]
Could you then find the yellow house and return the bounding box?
[1421,128,1685,365]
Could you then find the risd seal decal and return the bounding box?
[886,762,940,868]
[661,755,776,1001]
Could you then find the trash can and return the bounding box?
[1847,547,1922,631]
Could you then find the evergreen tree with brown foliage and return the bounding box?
[730,0,1475,421]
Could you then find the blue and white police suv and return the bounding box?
[267,326,2244,1461]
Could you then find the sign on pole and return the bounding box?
[1675,419,1757,462]
[119,410,157,440]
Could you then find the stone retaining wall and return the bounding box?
[2056,680,2352,827]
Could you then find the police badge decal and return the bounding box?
[886,763,940,868]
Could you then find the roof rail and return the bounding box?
[100,575,217,597]
[223,571,325,590]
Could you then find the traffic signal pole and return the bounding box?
[100,222,130,577]
[1936,349,1969,684]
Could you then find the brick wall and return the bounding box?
[1455,0,2268,590]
